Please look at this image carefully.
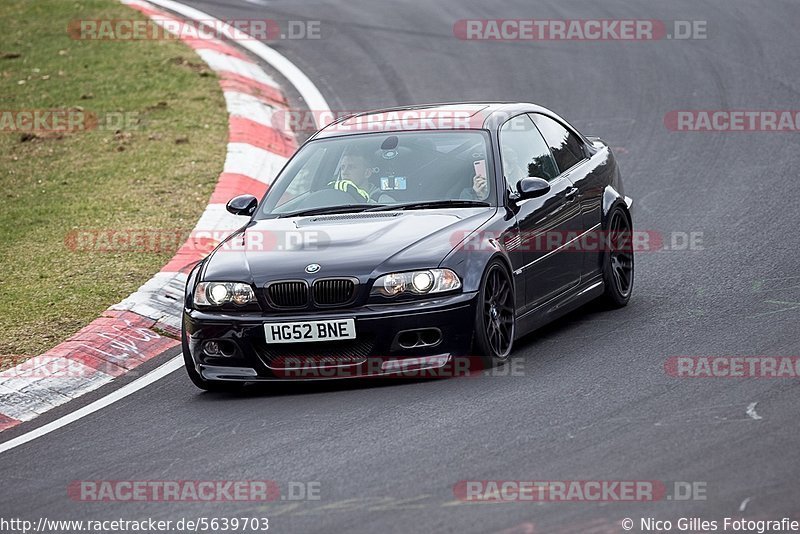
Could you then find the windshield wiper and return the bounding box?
[274,204,372,218]
[365,199,491,212]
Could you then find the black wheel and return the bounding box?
[473,260,515,367]
[182,327,244,392]
[601,206,634,307]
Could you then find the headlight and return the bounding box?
[193,282,256,307]
[371,269,461,298]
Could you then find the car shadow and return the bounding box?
[513,298,615,351]
[194,373,441,400]
[193,299,623,401]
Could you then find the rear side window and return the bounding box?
[499,114,559,187]
[530,113,586,173]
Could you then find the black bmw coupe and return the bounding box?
[182,102,634,389]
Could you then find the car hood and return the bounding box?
[201,207,496,284]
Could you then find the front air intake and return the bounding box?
[313,278,357,307]
[266,281,309,308]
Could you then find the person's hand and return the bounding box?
[472,174,488,199]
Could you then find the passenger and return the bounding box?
[462,148,529,200]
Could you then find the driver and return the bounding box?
[328,151,380,202]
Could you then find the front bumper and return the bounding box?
[183,291,478,381]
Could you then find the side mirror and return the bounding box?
[516,177,551,200]
[226,194,258,216]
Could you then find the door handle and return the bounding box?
[565,187,579,201]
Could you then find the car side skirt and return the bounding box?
[514,274,605,340]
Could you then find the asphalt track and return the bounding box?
[2,0,800,532]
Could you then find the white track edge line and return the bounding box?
[0,357,182,455]
[1,0,331,451]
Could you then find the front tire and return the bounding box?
[600,206,634,307]
[473,260,516,368]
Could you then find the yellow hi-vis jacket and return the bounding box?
[328,179,371,201]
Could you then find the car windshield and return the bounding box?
[256,130,495,218]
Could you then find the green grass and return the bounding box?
[0,0,228,368]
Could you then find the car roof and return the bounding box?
[310,101,558,139]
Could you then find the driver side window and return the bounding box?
[499,115,559,191]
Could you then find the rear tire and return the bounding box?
[600,206,634,308]
[473,260,516,368]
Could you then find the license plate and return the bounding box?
[264,319,356,344]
